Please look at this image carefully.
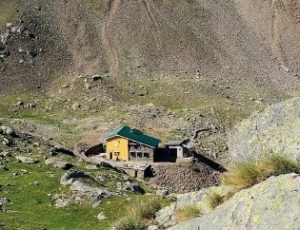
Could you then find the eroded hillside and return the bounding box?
[236,0,300,71]
[0,0,299,96]
[0,0,300,160]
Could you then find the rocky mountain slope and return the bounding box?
[235,0,300,72]
[0,0,299,98]
[1,0,300,164]
[168,173,300,230]
[154,96,300,229]
[229,97,300,164]
[1,1,300,229]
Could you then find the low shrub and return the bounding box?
[113,216,144,230]
[207,192,224,209]
[139,197,162,219]
[258,154,300,177]
[114,196,164,229]
[222,162,260,189]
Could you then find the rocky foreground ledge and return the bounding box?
[168,173,300,230]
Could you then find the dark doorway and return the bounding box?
[154,148,177,162]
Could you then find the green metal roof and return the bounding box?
[105,126,161,148]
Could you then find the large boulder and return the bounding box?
[0,125,15,136]
[60,169,93,186]
[122,181,144,194]
[97,212,106,222]
[45,157,73,170]
[70,181,112,200]
[168,173,300,230]
[55,171,114,208]
[50,146,74,156]
[228,97,300,164]
[15,156,38,164]
[0,197,10,211]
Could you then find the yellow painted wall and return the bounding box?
[106,136,129,161]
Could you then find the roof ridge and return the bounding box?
[105,126,160,148]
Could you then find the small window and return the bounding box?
[143,152,150,158]
[137,152,143,158]
[130,152,136,158]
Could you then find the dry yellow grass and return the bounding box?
[113,216,144,230]
[176,205,202,222]
[222,154,300,190]
[207,192,224,209]
[132,197,163,220]
[113,196,164,229]
[222,162,260,189]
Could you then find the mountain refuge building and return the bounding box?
[104,126,161,162]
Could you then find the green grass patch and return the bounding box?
[0,161,105,229]
[0,153,167,230]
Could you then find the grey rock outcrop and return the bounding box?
[70,181,112,200]
[155,203,177,227]
[60,169,93,186]
[147,225,158,230]
[156,189,169,197]
[0,197,10,211]
[56,169,115,208]
[45,158,73,170]
[0,151,10,158]
[168,173,300,230]
[15,155,38,164]
[155,186,229,227]
[97,212,106,221]
[228,97,300,164]
[0,125,15,136]
[116,181,144,194]
[69,180,95,193]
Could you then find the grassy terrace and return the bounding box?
[109,76,270,127]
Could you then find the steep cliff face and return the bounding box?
[228,97,300,164]
[168,173,300,230]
